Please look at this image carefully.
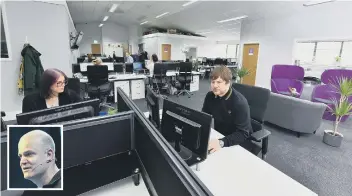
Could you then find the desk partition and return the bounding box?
[1,89,213,196]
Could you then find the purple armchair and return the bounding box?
[271,65,305,97]
[311,69,352,122]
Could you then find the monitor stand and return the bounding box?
[174,138,192,161]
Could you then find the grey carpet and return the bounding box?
[133,79,352,196]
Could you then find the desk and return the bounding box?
[79,74,146,101]
[144,110,318,196]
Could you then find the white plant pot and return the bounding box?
[323,130,343,147]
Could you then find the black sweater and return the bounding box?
[202,87,252,147]
[22,90,82,113]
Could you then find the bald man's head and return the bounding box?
[18,130,56,181]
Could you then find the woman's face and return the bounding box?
[50,74,66,95]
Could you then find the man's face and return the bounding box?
[18,137,48,180]
[211,77,230,96]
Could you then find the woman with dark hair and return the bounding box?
[146,54,158,77]
[22,69,82,113]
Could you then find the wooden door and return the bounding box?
[162,44,171,60]
[241,43,259,86]
[91,44,101,55]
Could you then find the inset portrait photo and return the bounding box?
[7,125,63,191]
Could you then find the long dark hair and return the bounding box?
[152,54,158,62]
[39,69,68,99]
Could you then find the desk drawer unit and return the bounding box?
[131,80,145,100]
[190,75,199,92]
[114,81,130,102]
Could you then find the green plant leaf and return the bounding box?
[237,67,251,78]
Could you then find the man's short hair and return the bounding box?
[210,66,233,84]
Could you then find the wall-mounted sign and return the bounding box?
[249,48,254,56]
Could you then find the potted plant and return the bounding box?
[236,67,251,84]
[323,77,352,147]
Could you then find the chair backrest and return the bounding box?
[321,69,352,85]
[178,62,193,81]
[87,65,108,85]
[154,63,168,77]
[1,111,6,132]
[232,83,270,131]
[271,64,304,80]
[66,78,81,95]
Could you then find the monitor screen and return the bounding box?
[16,99,100,125]
[133,62,143,70]
[161,99,212,166]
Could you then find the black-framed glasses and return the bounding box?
[56,80,68,87]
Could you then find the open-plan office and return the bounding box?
[1,1,352,196]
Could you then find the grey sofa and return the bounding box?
[264,92,326,137]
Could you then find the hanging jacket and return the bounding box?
[21,44,44,93]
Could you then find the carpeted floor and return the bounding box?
[133,79,352,196]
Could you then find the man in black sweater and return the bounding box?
[202,66,252,153]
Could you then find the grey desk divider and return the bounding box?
[116,88,213,196]
[1,89,213,196]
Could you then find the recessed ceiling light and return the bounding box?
[140,21,148,25]
[303,0,335,6]
[183,0,199,7]
[109,4,119,13]
[103,16,109,22]
[156,12,169,19]
[99,24,104,27]
[217,15,248,23]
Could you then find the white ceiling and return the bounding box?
[66,1,335,41]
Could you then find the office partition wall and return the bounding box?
[116,88,213,196]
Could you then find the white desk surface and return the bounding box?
[144,110,318,196]
[79,74,147,83]
[166,71,201,76]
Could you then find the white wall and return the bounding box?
[0,1,71,113]
[240,1,352,89]
[75,22,129,56]
[141,33,230,61]
[75,23,102,55]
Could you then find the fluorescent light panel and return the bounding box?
[303,0,335,6]
[183,0,199,7]
[140,21,148,25]
[109,4,119,13]
[99,24,103,27]
[103,16,109,21]
[156,12,169,18]
[217,15,248,23]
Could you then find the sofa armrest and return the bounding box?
[250,129,271,142]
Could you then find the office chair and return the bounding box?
[87,65,114,110]
[176,62,193,98]
[67,78,82,99]
[1,111,6,132]
[153,63,168,99]
[232,83,271,160]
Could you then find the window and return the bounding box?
[294,40,352,67]
[1,6,10,59]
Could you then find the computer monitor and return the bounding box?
[115,57,124,63]
[72,63,80,74]
[114,63,124,73]
[160,99,212,166]
[125,63,133,73]
[146,86,160,129]
[77,57,85,63]
[16,99,100,125]
[133,62,143,71]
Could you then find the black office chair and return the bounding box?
[67,78,81,96]
[87,65,114,110]
[1,111,7,132]
[153,63,168,98]
[177,62,193,98]
[232,83,271,160]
